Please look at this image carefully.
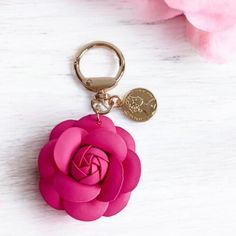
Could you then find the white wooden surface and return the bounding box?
[1,0,236,235]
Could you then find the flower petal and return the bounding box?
[121,150,141,193]
[186,21,236,63]
[64,199,109,221]
[39,179,62,210]
[53,172,100,202]
[96,157,109,181]
[116,127,136,151]
[70,162,87,180]
[38,140,57,180]
[75,114,116,133]
[97,157,124,202]
[82,129,127,162]
[89,147,109,162]
[79,169,101,186]
[54,127,87,174]
[50,120,76,140]
[134,0,182,22]
[104,192,131,217]
[165,0,236,16]
[186,12,236,32]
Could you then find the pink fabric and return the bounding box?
[38,114,141,221]
[134,0,236,62]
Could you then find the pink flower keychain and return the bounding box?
[38,41,157,221]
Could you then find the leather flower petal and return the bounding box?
[75,114,116,133]
[70,146,109,184]
[121,150,141,193]
[82,129,127,162]
[53,172,100,202]
[64,199,109,221]
[38,140,57,180]
[79,168,101,186]
[97,157,124,202]
[54,127,87,174]
[49,120,76,140]
[104,192,131,217]
[39,179,62,210]
[116,127,136,151]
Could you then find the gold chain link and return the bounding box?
[91,91,123,115]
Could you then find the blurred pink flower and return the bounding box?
[134,0,236,62]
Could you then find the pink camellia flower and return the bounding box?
[134,0,236,62]
[38,115,141,221]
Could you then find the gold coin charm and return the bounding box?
[122,88,157,122]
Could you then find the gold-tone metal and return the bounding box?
[75,42,157,121]
[91,91,123,115]
[91,90,112,115]
[109,95,123,108]
[74,41,125,93]
[96,113,101,125]
[91,98,113,115]
[122,88,157,122]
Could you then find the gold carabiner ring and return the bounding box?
[74,41,125,93]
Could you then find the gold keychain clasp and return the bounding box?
[75,41,157,122]
[74,41,125,93]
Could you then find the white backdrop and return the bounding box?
[1,0,236,235]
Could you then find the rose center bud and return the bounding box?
[70,145,109,185]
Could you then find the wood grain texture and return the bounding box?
[1,0,236,235]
